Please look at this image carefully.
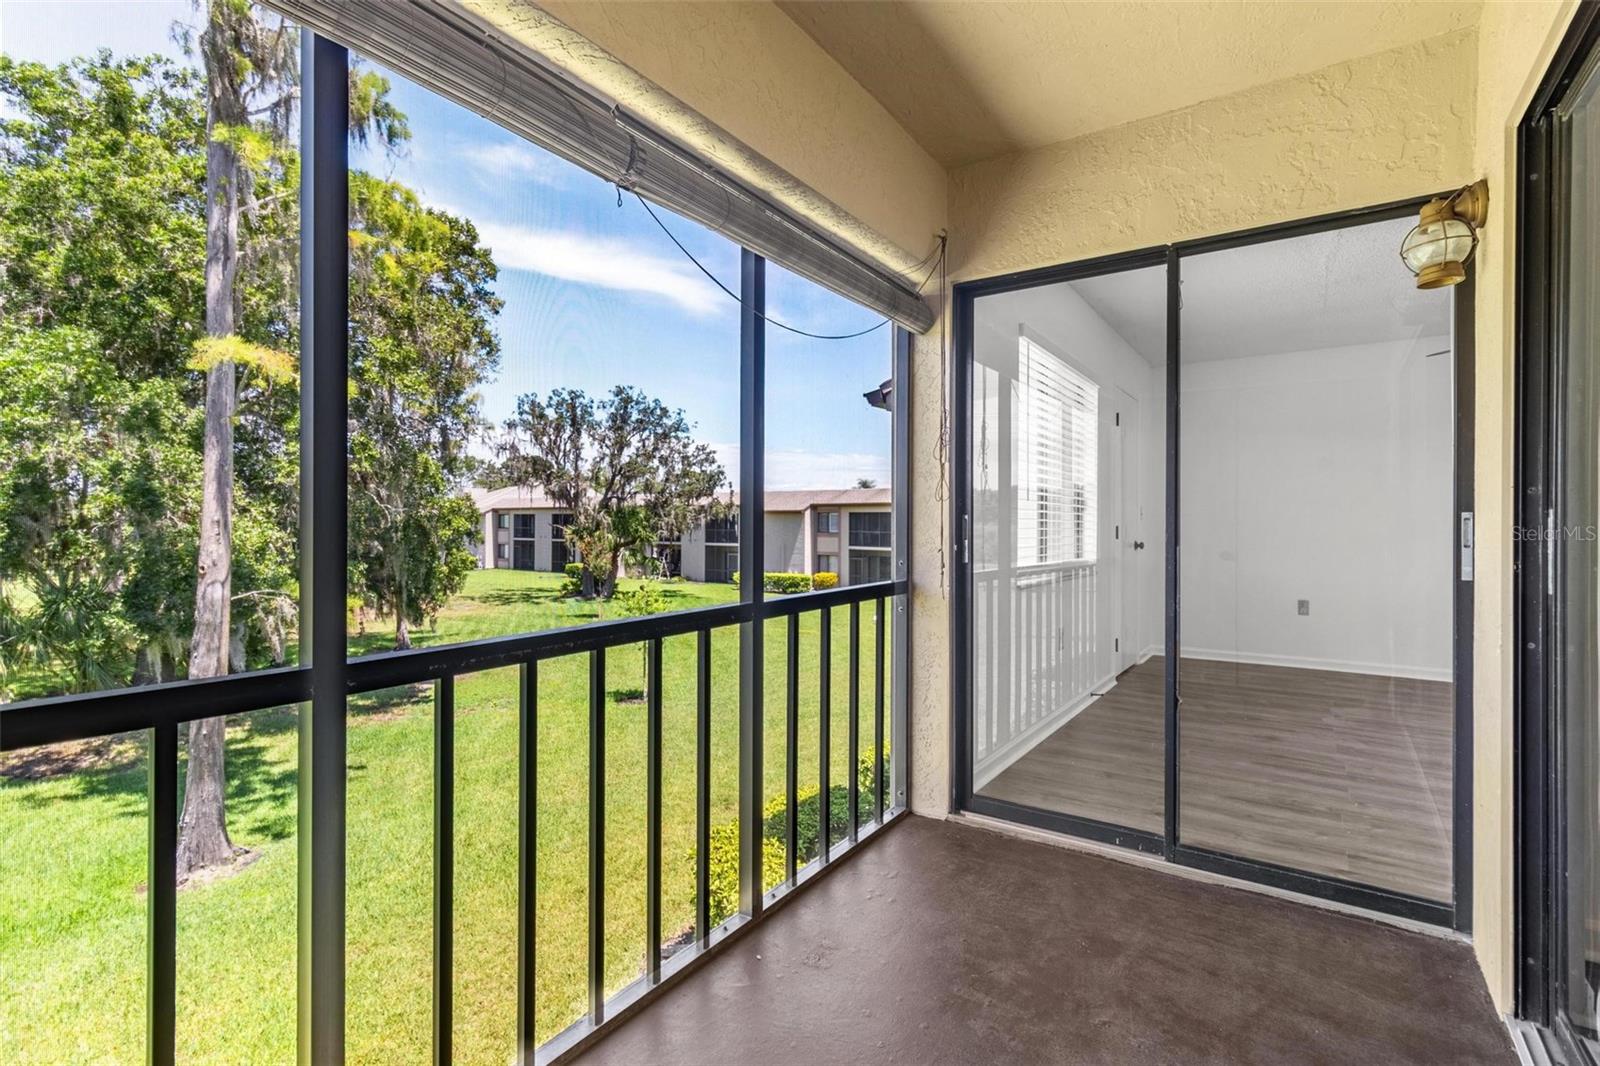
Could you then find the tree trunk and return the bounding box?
[176,75,240,879]
[394,561,411,649]
[132,645,165,686]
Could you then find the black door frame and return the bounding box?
[951,197,1476,930]
[1515,2,1600,1049]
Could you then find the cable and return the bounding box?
[632,191,943,341]
[935,224,951,594]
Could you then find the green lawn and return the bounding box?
[0,569,893,1064]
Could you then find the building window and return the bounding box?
[816,510,839,534]
[849,552,893,585]
[848,511,891,548]
[550,513,574,570]
[1017,332,1097,565]
[705,546,739,584]
[496,543,509,560]
[705,515,738,545]
[816,553,838,573]
[512,541,536,571]
[497,513,510,529]
[512,513,535,540]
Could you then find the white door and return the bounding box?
[1103,399,1123,683]
[1117,389,1141,673]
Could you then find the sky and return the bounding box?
[0,0,894,491]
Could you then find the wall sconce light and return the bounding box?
[863,378,893,411]
[1399,179,1489,289]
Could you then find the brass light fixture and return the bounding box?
[1399,179,1489,289]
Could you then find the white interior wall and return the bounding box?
[1179,336,1454,679]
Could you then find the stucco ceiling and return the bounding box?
[776,1,1481,168]
[1065,215,1452,365]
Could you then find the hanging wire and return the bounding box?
[935,224,951,593]
[631,190,944,341]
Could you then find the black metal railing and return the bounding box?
[0,578,906,1065]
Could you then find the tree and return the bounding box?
[0,48,303,685]
[347,173,501,649]
[0,53,207,379]
[0,11,491,874]
[496,386,729,599]
[854,477,877,489]
[173,0,301,876]
[611,579,667,703]
[0,328,186,696]
[176,1,415,874]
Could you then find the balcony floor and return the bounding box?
[571,816,1511,1065]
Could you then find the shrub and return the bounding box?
[703,820,784,928]
[614,580,667,618]
[558,561,584,597]
[694,747,887,927]
[810,571,839,591]
[730,571,814,593]
[762,572,812,595]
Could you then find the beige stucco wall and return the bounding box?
[1469,0,1578,1014]
[947,29,1479,281]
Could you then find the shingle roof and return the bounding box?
[755,488,892,511]
[471,485,563,511]
[473,485,891,514]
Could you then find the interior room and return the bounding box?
[970,216,1457,902]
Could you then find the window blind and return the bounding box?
[266,0,936,333]
[1016,330,1098,566]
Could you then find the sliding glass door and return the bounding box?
[1557,50,1600,1048]
[1522,17,1600,1052]
[1176,219,1458,905]
[964,260,1167,846]
[956,209,1471,925]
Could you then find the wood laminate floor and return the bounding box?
[981,656,1453,901]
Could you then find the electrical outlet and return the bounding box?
[1297,599,1310,616]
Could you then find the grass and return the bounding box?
[0,570,894,1064]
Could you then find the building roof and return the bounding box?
[755,487,891,511]
[471,485,563,511]
[473,485,891,514]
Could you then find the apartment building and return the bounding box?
[472,485,893,586]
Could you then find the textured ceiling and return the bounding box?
[1064,216,1452,364]
[777,1,1481,168]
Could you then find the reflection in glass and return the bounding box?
[970,267,1167,832]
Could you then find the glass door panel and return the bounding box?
[1556,50,1600,1045]
[969,265,1167,833]
[1175,218,1456,901]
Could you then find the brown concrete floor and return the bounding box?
[570,816,1512,1066]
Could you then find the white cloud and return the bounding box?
[459,140,565,185]
[712,445,890,492]
[472,221,727,317]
